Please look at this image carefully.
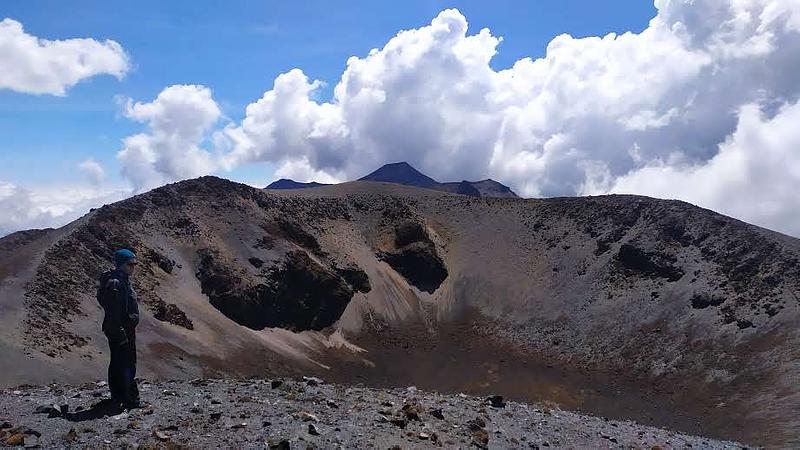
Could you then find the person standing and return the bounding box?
[96,248,141,410]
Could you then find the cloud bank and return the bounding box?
[5,1,800,238]
[0,182,128,237]
[208,0,800,236]
[599,101,800,238]
[0,18,130,95]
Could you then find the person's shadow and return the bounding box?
[63,399,122,422]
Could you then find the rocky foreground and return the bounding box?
[0,378,746,449]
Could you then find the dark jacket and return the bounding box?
[97,269,140,346]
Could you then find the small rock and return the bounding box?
[153,429,170,441]
[389,418,408,429]
[270,379,283,389]
[269,440,291,450]
[209,412,222,423]
[601,434,618,443]
[402,403,422,421]
[486,395,506,408]
[308,423,320,436]
[472,429,489,448]
[5,433,24,446]
[303,376,323,386]
[23,434,39,448]
[419,432,430,440]
[467,417,487,432]
[230,422,247,429]
[64,428,78,443]
[296,412,318,422]
[429,408,444,420]
[33,404,61,418]
[326,399,339,409]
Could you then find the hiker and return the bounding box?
[97,248,141,410]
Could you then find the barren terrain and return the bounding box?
[0,377,745,449]
[1,176,799,446]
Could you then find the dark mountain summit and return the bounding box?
[265,179,330,189]
[359,162,519,198]
[438,179,517,198]
[265,161,518,198]
[358,161,439,188]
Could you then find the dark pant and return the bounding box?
[106,327,139,405]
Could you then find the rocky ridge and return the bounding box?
[1,176,799,446]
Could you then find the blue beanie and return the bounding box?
[114,249,136,268]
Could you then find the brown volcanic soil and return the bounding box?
[1,176,800,446]
[330,314,760,444]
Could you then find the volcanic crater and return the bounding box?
[1,172,799,446]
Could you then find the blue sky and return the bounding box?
[0,0,655,186]
[2,1,800,238]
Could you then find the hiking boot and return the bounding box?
[106,400,126,416]
[124,400,144,410]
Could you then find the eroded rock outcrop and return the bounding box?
[378,222,448,293]
[196,249,356,331]
[615,243,684,282]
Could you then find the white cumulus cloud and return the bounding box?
[117,85,221,192]
[598,101,800,236]
[213,1,800,236]
[78,158,106,184]
[8,2,798,237]
[0,18,130,95]
[0,182,129,237]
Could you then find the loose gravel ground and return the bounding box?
[0,377,748,449]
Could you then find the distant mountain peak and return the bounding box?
[264,161,518,198]
[265,179,330,190]
[358,161,438,188]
